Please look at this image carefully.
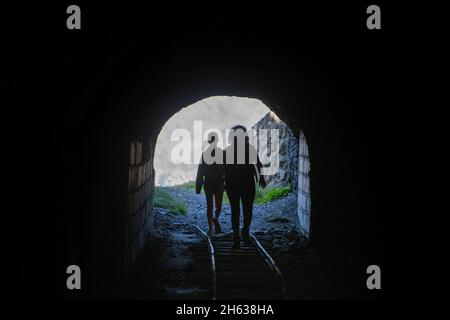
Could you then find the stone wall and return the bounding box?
[252,112,311,238]
[125,139,155,277]
[251,111,299,191]
[297,131,311,237]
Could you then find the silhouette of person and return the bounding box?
[196,132,225,236]
[224,125,266,248]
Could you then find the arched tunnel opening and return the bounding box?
[122,95,317,299]
[152,96,311,235]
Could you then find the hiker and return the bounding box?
[224,125,266,248]
[195,132,225,236]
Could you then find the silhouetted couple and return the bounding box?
[196,125,266,249]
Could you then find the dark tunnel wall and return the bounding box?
[125,139,154,279]
[8,2,413,299]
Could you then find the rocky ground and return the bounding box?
[127,187,335,299]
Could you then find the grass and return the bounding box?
[154,187,187,215]
[254,184,293,204]
[154,181,291,216]
[174,180,293,205]
[175,181,196,191]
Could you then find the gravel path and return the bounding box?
[168,187,301,240]
[128,187,334,299]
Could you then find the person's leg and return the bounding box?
[213,189,224,233]
[227,188,241,248]
[205,189,214,234]
[242,181,255,244]
[227,189,240,232]
[214,189,224,219]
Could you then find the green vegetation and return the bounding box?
[174,180,292,205]
[154,187,187,215]
[173,179,293,206]
[254,184,293,204]
[175,181,196,191]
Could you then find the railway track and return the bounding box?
[190,224,288,300]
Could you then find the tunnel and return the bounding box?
[10,3,399,300]
[125,94,312,277]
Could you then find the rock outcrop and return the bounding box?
[251,111,299,191]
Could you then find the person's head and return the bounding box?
[231,125,247,132]
[207,131,218,144]
[229,125,247,143]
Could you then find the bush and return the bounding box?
[154,187,187,215]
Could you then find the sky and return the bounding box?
[154,96,271,186]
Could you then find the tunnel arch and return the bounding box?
[65,66,370,299]
[124,93,313,278]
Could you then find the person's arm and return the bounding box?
[256,154,267,188]
[196,156,205,194]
